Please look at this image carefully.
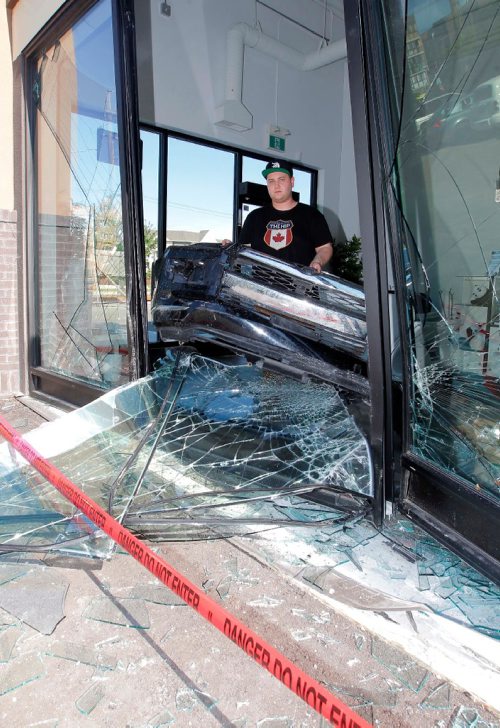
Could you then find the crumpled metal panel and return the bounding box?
[152,244,368,394]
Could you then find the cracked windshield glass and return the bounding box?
[391,0,500,500]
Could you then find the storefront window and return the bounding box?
[389,1,500,499]
[166,138,234,243]
[33,0,129,388]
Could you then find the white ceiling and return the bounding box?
[255,0,345,42]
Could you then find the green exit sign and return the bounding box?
[269,134,285,152]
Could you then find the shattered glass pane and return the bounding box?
[1,355,498,644]
[387,0,500,498]
[34,0,129,388]
[0,352,372,558]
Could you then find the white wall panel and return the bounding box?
[137,0,359,241]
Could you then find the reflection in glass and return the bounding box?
[140,128,160,293]
[34,0,129,388]
[388,0,500,499]
[140,129,160,343]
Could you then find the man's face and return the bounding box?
[266,171,294,205]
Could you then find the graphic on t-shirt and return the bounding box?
[264,220,293,251]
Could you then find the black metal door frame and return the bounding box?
[345,0,500,583]
[344,1,395,527]
[113,0,149,380]
[24,0,147,406]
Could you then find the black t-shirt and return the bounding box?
[239,203,332,266]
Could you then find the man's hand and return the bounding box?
[221,239,232,246]
[309,242,333,273]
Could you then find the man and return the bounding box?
[238,160,334,273]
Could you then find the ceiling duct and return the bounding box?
[215,22,347,132]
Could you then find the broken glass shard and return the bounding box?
[0,654,44,696]
[45,640,116,670]
[0,576,68,635]
[75,682,105,714]
[419,682,451,710]
[146,708,175,726]
[84,596,150,629]
[370,636,429,692]
[450,706,499,728]
[0,626,20,662]
[128,584,185,606]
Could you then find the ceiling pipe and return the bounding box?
[215,22,347,131]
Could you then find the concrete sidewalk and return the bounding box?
[0,395,499,727]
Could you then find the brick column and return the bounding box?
[0,208,20,394]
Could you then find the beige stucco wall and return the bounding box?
[0,5,13,210]
[0,0,66,209]
[11,0,65,58]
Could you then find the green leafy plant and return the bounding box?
[333,234,363,284]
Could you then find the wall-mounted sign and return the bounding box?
[268,133,286,152]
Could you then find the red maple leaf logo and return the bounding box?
[273,233,285,242]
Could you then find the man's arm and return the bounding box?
[309,242,333,272]
[222,208,258,247]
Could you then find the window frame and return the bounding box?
[139,123,318,261]
[346,0,500,581]
[24,0,146,406]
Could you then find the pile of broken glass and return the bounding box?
[1,246,498,639]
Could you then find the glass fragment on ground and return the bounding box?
[84,596,150,629]
[75,682,105,715]
[0,355,498,642]
[0,654,44,696]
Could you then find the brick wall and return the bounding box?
[0,208,20,394]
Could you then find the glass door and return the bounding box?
[353,0,500,574]
[29,0,145,404]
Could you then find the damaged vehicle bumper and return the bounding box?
[152,244,369,395]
